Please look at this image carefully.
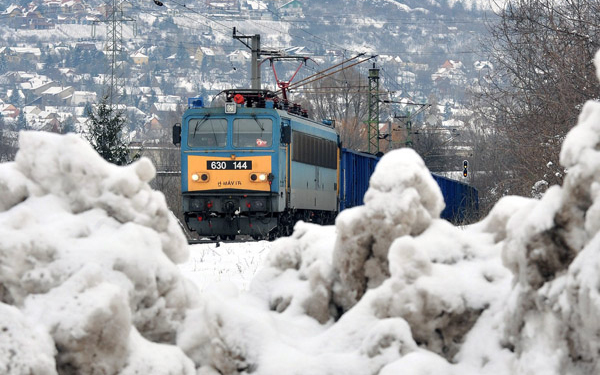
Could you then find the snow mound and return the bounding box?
[491,89,600,374]
[179,53,600,374]
[332,148,445,312]
[0,132,196,374]
[179,149,508,373]
[0,303,56,375]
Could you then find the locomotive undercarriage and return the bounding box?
[183,191,336,240]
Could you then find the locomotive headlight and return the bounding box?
[191,173,209,182]
[250,173,269,182]
[225,102,237,114]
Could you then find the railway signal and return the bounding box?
[463,160,468,178]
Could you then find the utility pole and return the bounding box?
[233,28,280,90]
[367,64,380,154]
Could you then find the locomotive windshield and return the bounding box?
[233,118,273,148]
[188,117,227,148]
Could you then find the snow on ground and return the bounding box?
[4,53,600,375]
[179,242,270,292]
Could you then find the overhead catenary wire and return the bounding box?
[276,54,377,95]
[276,53,366,90]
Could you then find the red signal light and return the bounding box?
[234,94,245,104]
[207,201,213,209]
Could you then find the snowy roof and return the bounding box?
[152,102,179,112]
[246,0,267,10]
[23,105,42,114]
[200,47,215,56]
[11,47,42,57]
[157,95,181,103]
[228,50,251,59]
[2,4,22,14]
[41,86,70,95]
[474,60,493,71]
[442,118,464,128]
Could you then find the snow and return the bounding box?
[179,242,270,292]
[4,51,600,375]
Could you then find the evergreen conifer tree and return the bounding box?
[61,116,76,134]
[85,95,130,165]
[16,111,28,131]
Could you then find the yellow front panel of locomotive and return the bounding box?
[187,155,272,192]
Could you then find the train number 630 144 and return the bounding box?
[207,160,253,170]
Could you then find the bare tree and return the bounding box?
[301,67,369,151]
[477,0,600,197]
[142,145,185,224]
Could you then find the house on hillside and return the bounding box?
[11,47,42,62]
[228,50,250,65]
[143,114,167,139]
[196,46,218,66]
[432,60,466,82]
[431,60,467,98]
[0,104,20,119]
[22,7,54,29]
[131,52,149,65]
[61,0,86,16]
[41,118,61,133]
[2,5,23,27]
[206,0,239,13]
[2,4,23,17]
[0,47,19,64]
[23,105,42,117]
[40,86,75,106]
[71,91,97,106]
[20,78,58,97]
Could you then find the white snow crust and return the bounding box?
[4,54,600,374]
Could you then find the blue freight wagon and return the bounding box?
[431,174,479,222]
[339,149,479,223]
[339,148,379,211]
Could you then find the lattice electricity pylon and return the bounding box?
[367,65,380,154]
[99,0,134,109]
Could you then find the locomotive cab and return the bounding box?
[179,101,283,239]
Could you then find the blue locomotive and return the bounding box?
[173,89,478,240]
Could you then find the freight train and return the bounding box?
[172,89,478,240]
